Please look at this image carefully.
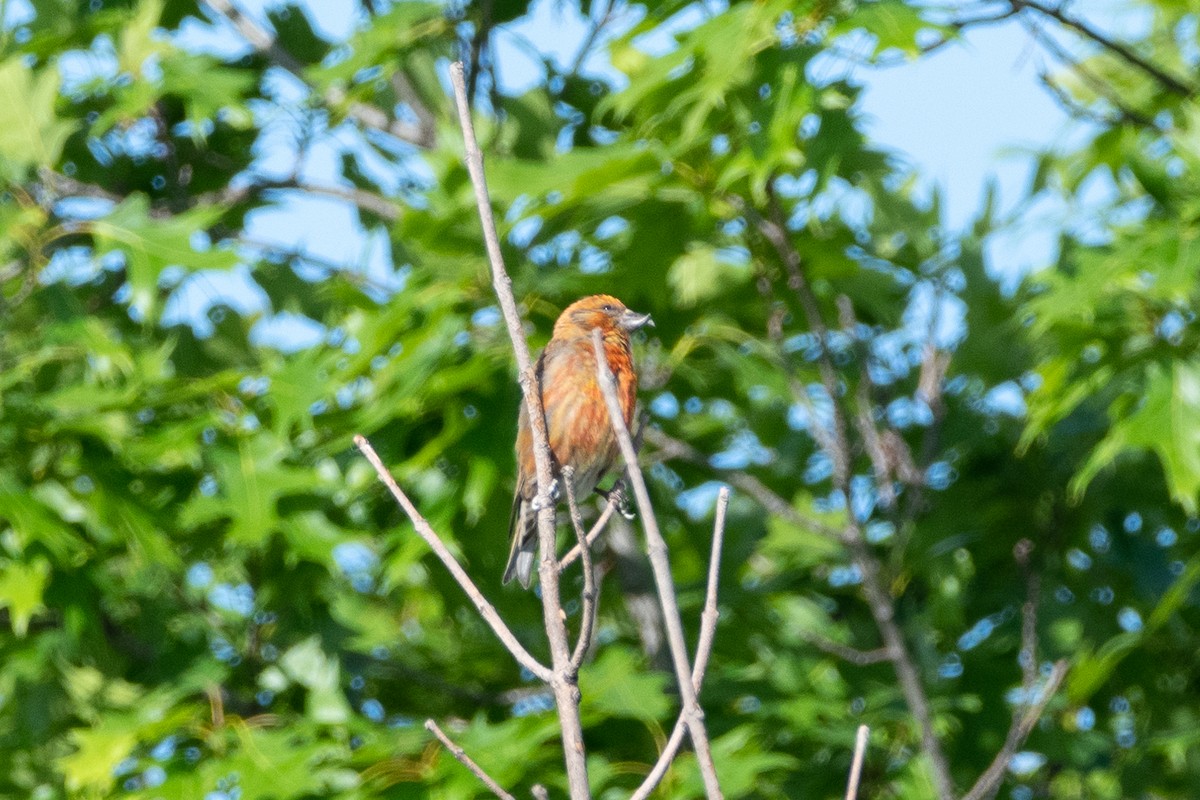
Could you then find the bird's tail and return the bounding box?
[503,494,538,588]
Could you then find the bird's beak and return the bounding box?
[620,308,654,331]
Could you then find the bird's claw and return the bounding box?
[531,478,560,512]
[598,483,636,520]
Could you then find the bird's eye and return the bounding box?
[601,304,614,313]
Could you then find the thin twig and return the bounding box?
[449,62,591,800]
[959,661,1068,800]
[558,497,619,572]
[631,487,729,800]
[803,634,891,666]
[645,427,844,542]
[844,725,869,800]
[426,719,517,800]
[354,436,552,683]
[564,468,599,671]
[960,541,1067,800]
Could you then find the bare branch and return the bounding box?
[959,661,1067,800]
[1012,0,1194,97]
[844,725,870,800]
[591,331,722,798]
[449,62,591,799]
[803,634,891,666]
[202,0,436,148]
[199,177,402,221]
[836,295,896,510]
[1020,15,1160,129]
[425,719,517,800]
[959,541,1067,800]
[531,786,549,800]
[644,427,844,542]
[631,487,729,800]
[354,436,552,683]
[563,468,600,671]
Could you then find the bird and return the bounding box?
[503,294,653,588]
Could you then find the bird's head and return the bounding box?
[553,294,654,340]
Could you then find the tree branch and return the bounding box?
[353,435,552,683]
[959,540,1068,800]
[592,329,723,799]
[202,0,436,148]
[644,427,844,542]
[449,62,591,800]
[558,495,620,572]
[1012,0,1195,97]
[748,178,957,800]
[425,719,517,800]
[563,467,600,671]
[631,487,729,800]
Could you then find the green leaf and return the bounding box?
[667,243,751,307]
[0,58,72,179]
[0,558,49,636]
[1071,361,1200,512]
[580,648,671,722]
[56,725,137,794]
[91,195,238,319]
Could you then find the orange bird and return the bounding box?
[503,295,653,588]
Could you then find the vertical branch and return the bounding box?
[631,487,729,800]
[592,329,724,800]
[449,62,591,800]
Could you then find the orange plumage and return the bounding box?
[503,295,653,588]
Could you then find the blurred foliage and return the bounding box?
[1,0,1200,798]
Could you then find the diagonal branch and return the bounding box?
[592,328,723,800]
[425,719,517,800]
[747,178,957,800]
[1012,0,1195,97]
[644,427,844,542]
[631,486,729,800]
[354,435,551,683]
[558,496,620,572]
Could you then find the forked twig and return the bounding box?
[426,719,517,800]
[631,487,729,800]
[960,540,1068,800]
[592,328,722,799]
[354,436,551,682]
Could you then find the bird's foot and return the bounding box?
[531,478,560,512]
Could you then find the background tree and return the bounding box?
[0,0,1197,798]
